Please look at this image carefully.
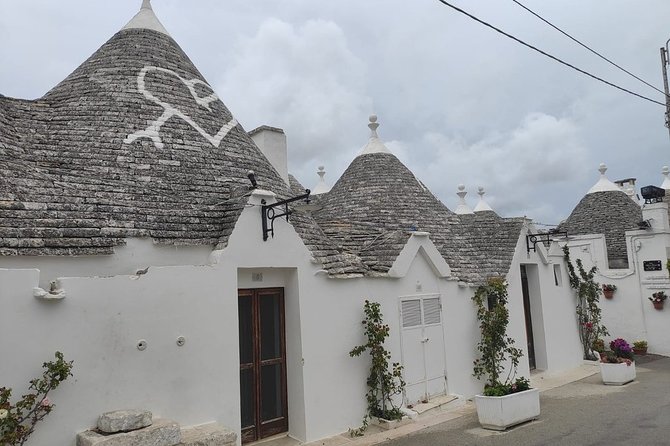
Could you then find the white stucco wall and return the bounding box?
[0,197,590,446]
[0,264,239,446]
[506,230,583,375]
[0,238,213,288]
[565,227,670,357]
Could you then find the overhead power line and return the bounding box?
[510,0,666,97]
[433,0,666,107]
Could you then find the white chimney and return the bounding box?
[249,126,289,185]
[642,202,669,231]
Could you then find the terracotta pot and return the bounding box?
[653,301,664,310]
[633,347,647,356]
[603,289,614,299]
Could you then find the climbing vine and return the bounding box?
[472,277,527,396]
[350,300,405,426]
[563,245,609,360]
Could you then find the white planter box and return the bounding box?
[474,388,540,431]
[599,361,636,385]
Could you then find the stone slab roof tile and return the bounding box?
[558,190,641,268]
[311,152,522,283]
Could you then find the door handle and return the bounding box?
[421,337,430,343]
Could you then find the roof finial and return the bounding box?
[474,186,494,212]
[368,114,379,138]
[312,166,332,195]
[587,162,620,194]
[455,184,474,215]
[123,0,170,36]
[598,162,607,176]
[358,114,392,155]
[661,166,670,190]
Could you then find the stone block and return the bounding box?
[77,419,180,446]
[97,409,153,433]
[178,423,236,446]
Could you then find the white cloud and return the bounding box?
[392,112,589,224]
[217,17,372,166]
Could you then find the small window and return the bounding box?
[553,264,563,287]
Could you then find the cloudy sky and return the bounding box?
[2,0,670,225]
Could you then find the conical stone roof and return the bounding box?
[0,4,288,255]
[558,164,642,268]
[558,191,641,268]
[313,118,523,283]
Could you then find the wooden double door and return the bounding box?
[238,288,288,444]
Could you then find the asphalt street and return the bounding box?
[381,355,670,446]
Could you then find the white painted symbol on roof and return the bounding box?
[124,66,238,149]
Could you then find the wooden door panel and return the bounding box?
[239,288,288,444]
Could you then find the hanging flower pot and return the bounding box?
[602,284,616,299]
[649,291,667,310]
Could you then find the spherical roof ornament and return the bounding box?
[474,186,494,212]
[455,184,474,215]
[359,114,392,156]
[587,162,621,194]
[312,166,332,195]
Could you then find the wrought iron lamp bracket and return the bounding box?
[526,231,568,253]
[261,189,311,241]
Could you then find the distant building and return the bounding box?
[561,164,670,359]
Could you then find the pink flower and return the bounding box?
[40,397,52,408]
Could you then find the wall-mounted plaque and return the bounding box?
[643,260,663,272]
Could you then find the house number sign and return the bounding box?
[643,260,663,272]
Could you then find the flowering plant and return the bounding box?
[600,338,634,365]
[592,338,605,353]
[472,277,527,396]
[632,340,648,349]
[648,291,668,303]
[0,352,73,445]
[602,284,617,292]
[483,377,531,397]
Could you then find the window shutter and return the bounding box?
[401,300,422,328]
[423,298,441,325]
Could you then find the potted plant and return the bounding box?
[602,284,617,299]
[649,291,667,310]
[599,338,635,385]
[472,278,539,431]
[632,340,648,356]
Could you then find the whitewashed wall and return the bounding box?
[0,194,588,446]
[564,212,670,357]
[504,231,583,378]
[0,264,239,446]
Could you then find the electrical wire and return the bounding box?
[510,0,666,97]
[434,0,666,107]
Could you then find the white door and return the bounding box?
[400,295,447,405]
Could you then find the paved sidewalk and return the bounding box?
[379,355,670,446]
[297,362,601,446]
